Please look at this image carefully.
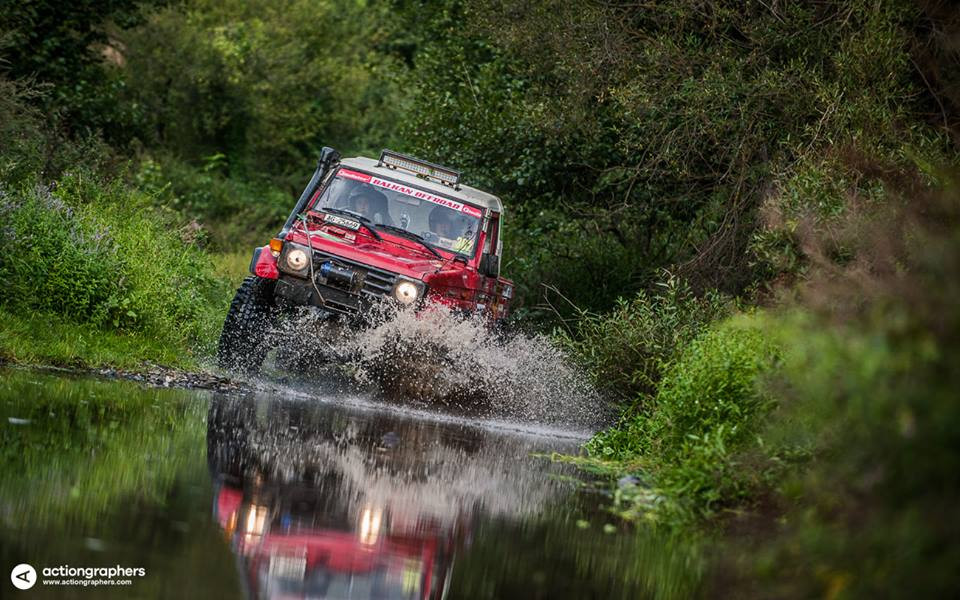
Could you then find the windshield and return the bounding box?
[310,168,483,255]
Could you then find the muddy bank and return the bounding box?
[1,360,250,395]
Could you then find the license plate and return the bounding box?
[324,213,361,230]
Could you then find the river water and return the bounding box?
[0,368,698,599]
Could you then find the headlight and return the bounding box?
[393,280,421,305]
[286,248,308,271]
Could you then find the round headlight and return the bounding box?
[393,281,420,305]
[286,248,308,271]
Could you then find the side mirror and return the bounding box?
[480,253,500,278]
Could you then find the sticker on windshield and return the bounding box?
[338,169,372,183]
[337,169,483,218]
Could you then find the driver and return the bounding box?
[348,187,391,225]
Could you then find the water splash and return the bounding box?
[310,305,612,429]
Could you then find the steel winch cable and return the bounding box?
[298,213,327,307]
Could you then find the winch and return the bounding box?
[318,260,364,292]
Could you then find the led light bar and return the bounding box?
[378,150,461,187]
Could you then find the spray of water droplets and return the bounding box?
[289,305,613,429]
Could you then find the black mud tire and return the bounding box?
[217,276,276,373]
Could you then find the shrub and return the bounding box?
[558,274,732,401]
[725,180,960,597]
[645,322,777,458]
[0,184,126,325]
[587,318,779,522]
[0,171,230,356]
[120,0,404,181]
[135,155,291,250]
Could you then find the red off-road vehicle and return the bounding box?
[217,148,513,372]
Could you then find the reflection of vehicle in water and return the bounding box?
[208,395,470,599]
[213,482,457,599]
[207,396,576,598]
[206,394,577,599]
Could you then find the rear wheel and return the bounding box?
[217,276,276,373]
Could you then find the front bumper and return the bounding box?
[274,249,424,316]
[275,274,368,314]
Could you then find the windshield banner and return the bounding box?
[337,168,483,218]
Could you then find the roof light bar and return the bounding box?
[378,150,461,187]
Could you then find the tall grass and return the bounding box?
[557,275,731,402]
[0,171,231,364]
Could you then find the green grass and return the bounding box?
[0,169,233,369]
[0,309,195,369]
[211,249,256,287]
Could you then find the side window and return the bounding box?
[484,213,500,255]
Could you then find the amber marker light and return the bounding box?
[269,238,284,256]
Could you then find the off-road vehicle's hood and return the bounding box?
[350,241,445,278]
[285,230,453,281]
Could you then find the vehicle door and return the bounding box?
[478,212,501,317]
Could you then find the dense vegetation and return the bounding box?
[2,0,959,596]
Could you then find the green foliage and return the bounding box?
[0,171,230,356]
[399,0,955,307]
[0,75,115,187]
[644,322,777,459]
[579,178,960,592]
[558,275,731,401]
[0,0,160,140]
[135,155,290,249]
[0,183,127,325]
[731,182,960,598]
[585,320,778,523]
[120,0,405,185]
[0,77,45,184]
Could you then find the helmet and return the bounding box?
[428,206,453,230]
[347,186,390,223]
[348,186,388,208]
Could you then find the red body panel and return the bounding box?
[252,246,280,279]
[282,209,512,319]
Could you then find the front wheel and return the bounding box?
[217,276,276,373]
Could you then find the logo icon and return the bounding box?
[10,564,36,590]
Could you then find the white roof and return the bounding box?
[340,156,503,213]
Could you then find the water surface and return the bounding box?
[0,369,697,598]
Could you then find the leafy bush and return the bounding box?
[394,0,958,310]
[645,322,777,458]
[0,171,230,356]
[135,155,291,250]
[0,0,160,141]
[558,275,731,401]
[0,184,127,325]
[0,75,116,188]
[0,78,46,185]
[754,317,960,597]
[587,319,778,523]
[120,0,405,184]
[721,180,960,597]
